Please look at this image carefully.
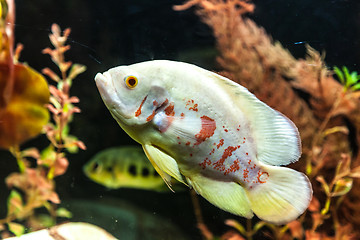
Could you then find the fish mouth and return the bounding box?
[95,72,115,106]
[95,72,131,120]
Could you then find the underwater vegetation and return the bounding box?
[0,0,359,239]
[172,0,360,239]
[0,0,86,237]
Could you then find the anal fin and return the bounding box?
[186,174,253,218]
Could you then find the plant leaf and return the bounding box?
[351,83,360,91]
[7,190,23,216]
[316,176,330,196]
[68,63,86,80]
[7,222,25,236]
[349,166,360,178]
[349,71,359,85]
[332,177,353,197]
[334,66,344,84]
[253,221,266,232]
[343,66,351,86]
[56,207,72,218]
[225,219,246,235]
[0,63,50,149]
[335,154,351,177]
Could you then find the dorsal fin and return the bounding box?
[209,72,301,166]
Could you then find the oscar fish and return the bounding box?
[83,146,169,191]
[94,60,312,224]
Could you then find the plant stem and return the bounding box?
[246,218,253,240]
[9,145,25,173]
[307,92,344,177]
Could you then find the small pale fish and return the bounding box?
[95,60,313,224]
[83,146,169,191]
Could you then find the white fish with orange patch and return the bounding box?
[95,60,312,224]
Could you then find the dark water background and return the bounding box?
[0,0,359,239]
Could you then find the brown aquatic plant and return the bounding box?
[175,0,360,239]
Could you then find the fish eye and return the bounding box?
[141,167,150,177]
[128,164,137,176]
[106,166,113,172]
[124,75,138,89]
[91,162,99,172]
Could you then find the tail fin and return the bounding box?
[245,164,312,224]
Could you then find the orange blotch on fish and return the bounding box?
[213,145,240,171]
[189,104,198,112]
[243,168,249,181]
[224,159,241,175]
[146,110,156,122]
[162,98,169,106]
[257,171,269,183]
[185,99,198,111]
[194,115,216,146]
[165,102,175,116]
[186,141,191,146]
[135,95,147,117]
[216,139,224,149]
[158,100,175,133]
[199,158,211,169]
[186,99,194,105]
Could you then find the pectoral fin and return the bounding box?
[142,144,187,191]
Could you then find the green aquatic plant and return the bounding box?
[0,4,86,236]
[333,66,360,92]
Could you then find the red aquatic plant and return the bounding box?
[0,0,50,150]
[175,0,360,239]
[0,0,86,236]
